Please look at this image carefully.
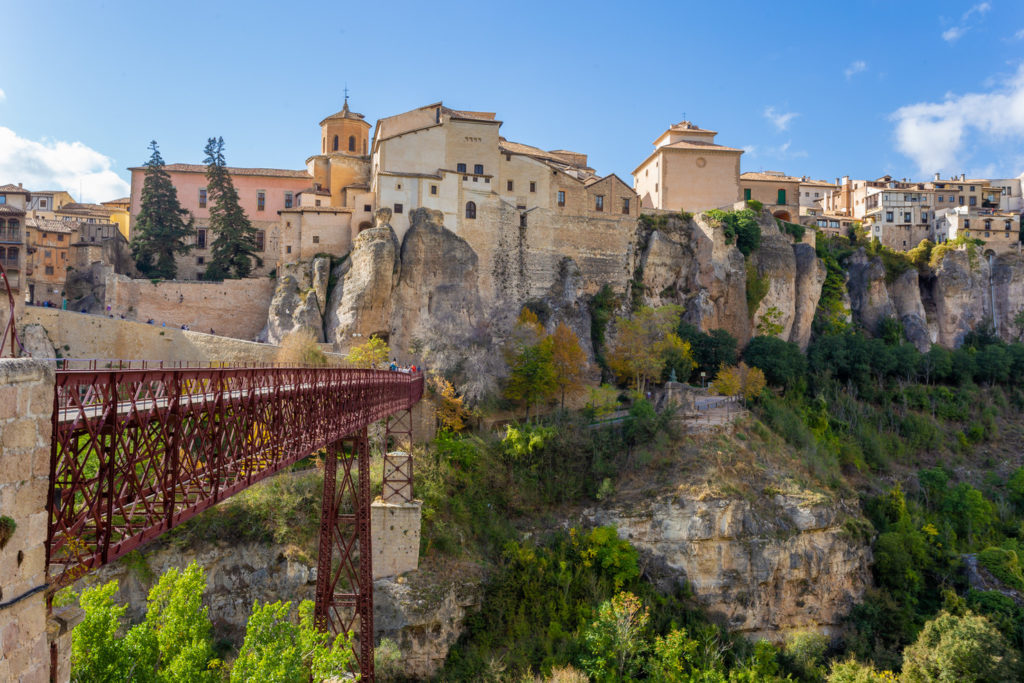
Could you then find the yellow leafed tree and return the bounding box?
[429,374,470,432]
[551,322,589,409]
[606,306,691,393]
[711,361,766,403]
[347,335,390,369]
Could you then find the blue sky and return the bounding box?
[1,0,1023,202]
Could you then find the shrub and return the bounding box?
[275,329,330,367]
[900,610,1023,682]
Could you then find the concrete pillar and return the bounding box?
[372,451,421,580]
[0,359,55,683]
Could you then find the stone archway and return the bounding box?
[773,210,792,222]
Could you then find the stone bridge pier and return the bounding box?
[0,359,70,683]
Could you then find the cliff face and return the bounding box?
[260,257,330,344]
[585,494,872,641]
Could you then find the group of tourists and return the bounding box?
[388,358,418,373]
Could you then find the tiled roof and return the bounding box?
[663,139,743,153]
[26,218,76,233]
[499,140,594,169]
[378,170,443,180]
[800,179,837,187]
[0,205,26,216]
[443,107,497,122]
[669,121,717,135]
[741,171,803,183]
[57,203,112,215]
[102,197,130,204]
[0,184,30,196]
[320,101,367,125]
[129,164,311,179]
[297,186,331,196]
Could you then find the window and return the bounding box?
[286,245,292,254]
[557,191,565,207]
[45,266,54,275]
[938,195,944,203]
[1007,221,1013,230]
[430,185,438,195]
[777,189,787,204]
[364,204,371,212]
[465,201,476,219]
[57,233,64,242]
[474,164,484,175]
[958,196,965,206]
[199,188,207,208]
[970,185,975,192]
[0,196,5,204]
[949,195,954,202]
[744,188,751,201]
[969,196,977,206]
[333,135,339,151]
[985,231,991,238]
[964,219,970,228]
[457,163,467,173]
[197,229,207,249]
[44,249,51,258]
[984,220,992,230]
[622,197,630,214]
[348,136,356,152]
[315,200,321,207]
[284,192,293,209]
[529,181,536,193]
[197,256,205,265]
[886,211,894,222]
[520,213,527,228]
[595,195,604,212]
[255,230,265,251]
[312,235,319,244]
[40,199,47,209]
[904,213,911,223]
[394,203,403,214]
[257,192,265,211]
[507,180,514,191]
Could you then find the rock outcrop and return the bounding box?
[790,243,827,350]
[891,268,930,351]
[325,209,401,346]
[585,494,872,641]
[260,257,330,344]
[845,249,896,335]
[752,219,798,341]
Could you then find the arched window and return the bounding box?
[348,136,356,152]
[465,201,476,219]
[332,135,339,152]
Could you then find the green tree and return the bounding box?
[900,610,1022,682]
[131,141,195,279]
[504,335,557,420]
[743,335,806,390]
[580,591,650,682]
[756,306,785,337]
[203,137,262,279]
[677,324,738,382]
[606,305,688,393]
[230,600,354,683]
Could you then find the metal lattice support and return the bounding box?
[382,409,414,503]
[314,431,374,680]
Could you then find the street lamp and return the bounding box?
[700,371,706,388]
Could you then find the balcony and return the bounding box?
[0,229,21,244]
[0,256,19,270]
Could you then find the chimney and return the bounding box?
[18,183,22,188]
[934,172,941,181]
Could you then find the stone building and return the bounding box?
[798,178,837,217]
[371,102,638,298]
[740,171,802,222]
[0,184,27,316]
[862,184,935,250]
[24,219,75,306]
[632,121,742,213]
[26,189,74,216]
[933,206,1021,254]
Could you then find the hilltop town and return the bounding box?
[1,100,1020,348]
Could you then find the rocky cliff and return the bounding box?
[584,493,872,641]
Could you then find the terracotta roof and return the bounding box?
[102,197,130,205]
[297,186,331,196]
[129,164,311,179]
[319,100,367,126]
[662,139,743,153]
[443,106,497,122]
[800,179,837,187]
[668,121,717,135]
[0,184,30,196]
[498,140,594,170]
[0,205,26,216]
[57,203,112,215]
[741,171,803,183]
[26,218,76,233]
[377,170,443,180]
[342,183,370,190]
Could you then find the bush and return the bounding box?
[276,329,330,366]
[900,610,1023,682]
[744,336,806,390]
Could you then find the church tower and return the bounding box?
[308,97,373,214]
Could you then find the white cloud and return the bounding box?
[942,26,967,42]
[742,145,757,157]
[963,2,991,20]
[763,106,799,132]
[0,126,130,203]
[0,88,6,102]
[891,64,1024,174]
[1014,28,1024,39]
[844,60,867,79]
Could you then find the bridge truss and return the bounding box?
[47,365,423,679]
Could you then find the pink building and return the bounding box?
[128,164,312,280]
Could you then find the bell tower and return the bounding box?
[320,96,370,157]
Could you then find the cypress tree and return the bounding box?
[203,137,262,279]
[131,141,195,279]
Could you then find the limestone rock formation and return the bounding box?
[536,257,598,363]
[930,250,988,348]
[585,494,872,641]
[790,243,827,350]
[991,253,1024,341]
[260,257,330,344]
[17,323,57,361]
[374,562,485,679]
[751,218,797,341]
[325,209,401,346]
[846,249,896,335]
[891,268,930,351]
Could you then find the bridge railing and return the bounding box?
[47,366,423,586]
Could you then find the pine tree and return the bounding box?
[203,137,262,279]
[131,141,195,279]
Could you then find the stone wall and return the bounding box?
[20,308,281,363]
[0,359,55,683]
[371,501,421,580]
[104,274,274,340]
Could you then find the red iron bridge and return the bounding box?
[47,361,424,680]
